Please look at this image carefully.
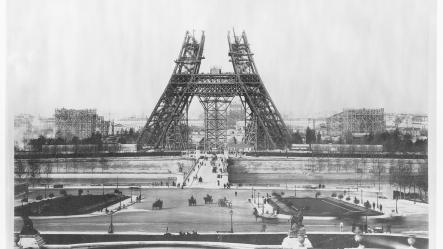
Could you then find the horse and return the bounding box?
[188,196,197,206]
[152,199,163,210]
[203,194,213,204]
[217,197,232,208]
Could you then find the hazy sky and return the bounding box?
[7,0,435,119]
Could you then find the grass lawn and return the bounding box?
[271,197,382,217]
[15,194,129,216]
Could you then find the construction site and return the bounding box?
[326,108,386,138]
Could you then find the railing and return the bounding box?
[182,159,200,187]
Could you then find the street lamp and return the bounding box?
[108,212,114,234]
[360,189,363,204]
[229,209,234,233]
[130,187,133,203]
[365,211,368,233]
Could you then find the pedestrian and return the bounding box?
[235,191,237,197]
[380,204,383,212]
[372,202,375,209]
[261,223,267,232]
[340,222,344,232]
[386,223,391,233]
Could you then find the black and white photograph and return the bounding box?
[3,0,440,248]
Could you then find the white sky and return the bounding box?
[7,0,435,119]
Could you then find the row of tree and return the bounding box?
[15,160,53,188]
[289,128,321,144]
[116,128,139,144]
[29,132,105,151]
[360,129,427,153]
[389,162,428,201]
[289,127,427,153]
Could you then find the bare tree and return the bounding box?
[99,157,108,173]
[42,162,53,198]
[27,160,41,188]
[416,164,428,201]
[15,160,26,183]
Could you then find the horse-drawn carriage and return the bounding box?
[203,194,213,204]
[152,199,163,210]
[188,196,197,206]
[217,197,232,208]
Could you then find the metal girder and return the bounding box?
[199,97,233,151]
[137,30,291,151]
[227,30,290,150]
[137,31,205,150]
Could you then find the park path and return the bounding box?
[185,154,229,188]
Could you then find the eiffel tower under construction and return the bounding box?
[137,30,290,151]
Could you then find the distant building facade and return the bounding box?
[55,108,110,140]
[326,108,385,137]
[114,116,147,134]
[385,113,427,138]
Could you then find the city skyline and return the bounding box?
[7,0,434,119]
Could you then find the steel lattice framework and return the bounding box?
[137,30,290,151]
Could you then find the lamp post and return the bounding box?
[229,209,234,233]
[294,185,296,197]
[130,187,133,203]
[108,212,114,233]
[360,189,363,204]
[365,211,368,233]
[377,166,381,207]
[262,197,265,214]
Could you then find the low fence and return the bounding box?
[32,232,428,249]
[245,151,427,159]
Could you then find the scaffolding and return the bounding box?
[199,97,233,151]
[342,108,385,135]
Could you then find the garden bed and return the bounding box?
[268,197,382,217]
[15,194,129,216]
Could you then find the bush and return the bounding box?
[60,189,67,196]
[36,195,43,200]
[364,201,371,209]
[331,193,337,197]
[338,194,344,200]
[353,197,360,205]
[48,193,54,198]
[78,189,83,196]
[346,196,351,201]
